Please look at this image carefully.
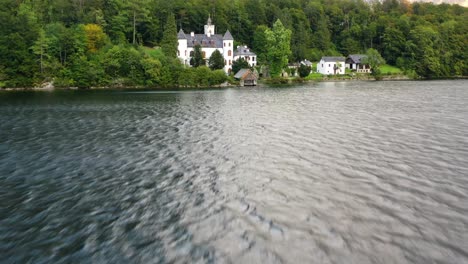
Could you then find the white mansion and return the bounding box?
[177,16,234,73]
[177,17,257,74]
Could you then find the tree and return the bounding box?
[161,13,177,58]
[298,64,311,78]
[232,58,249,75]
[190,44,204,67]
[31,29,50,74]
[252,25,269,64]
[208,50,224,70]
[362,48,386,78]
[265,19,292,77]
[83,24,107,53]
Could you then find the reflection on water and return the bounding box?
[1,81,468,263]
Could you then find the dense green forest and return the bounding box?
[0,0,466,88]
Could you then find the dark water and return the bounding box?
[1,80,468,263]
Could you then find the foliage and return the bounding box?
[232,58,250,75]
[298,64,311,78]
[83,24,107,53]
[190,44,205,68]
[362,48,386,78]
[265,20,292,77]
[161,13,177,58]
[208,50,225,70]
[0,0,467,88]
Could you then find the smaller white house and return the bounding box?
[233,46,257,67]
[346,54,371,73]
[317,57,346,75]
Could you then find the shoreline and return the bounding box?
[2,76,467,91]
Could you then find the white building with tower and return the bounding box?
[177,16,234,73]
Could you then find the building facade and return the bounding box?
[177,16,234,73]
[317,57,346,75]
[346,54,371,73]
[233,46,257,68]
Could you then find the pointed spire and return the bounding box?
[223,30,233,40]
[177,28,186,39]
[207,14,212,25]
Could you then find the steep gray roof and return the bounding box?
[234,46,256,56]
[301,59,313,66]
[347,54,367,64]
[185,34,224,48]
[223,30,234,40]
[321,56,345,62]
[177,29,186,39]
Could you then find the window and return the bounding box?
[229,60,232,65]
[202,51,206,58]
[224,43,226,47]
[228,50,232,56]
[185,50,187,56]
[329,64,331,67]
[225,60,227,65]
[229,43,231,47]
[253,57,255,61]
[321,64,323,67]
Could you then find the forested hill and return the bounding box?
[0,0,466,88]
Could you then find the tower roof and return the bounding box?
[177,29,186,39]
[207,14,212,25]
[223,30,233,40]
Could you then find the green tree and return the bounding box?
[252,25,269,64]
[362,48,386,78]
[232,58,249,75]
[31,29,51,75]
[208,50,225,70]
[298,64,311,78]
[265,19,292,77]
[190,44,204,67]
[161,13,177,58]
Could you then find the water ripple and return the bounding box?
[1,80,468,263]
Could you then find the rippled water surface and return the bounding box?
[1,80,468,263]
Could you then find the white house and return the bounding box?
[346,54,371,73]
[177,16,234,73]
[317,57,346,75]
[233,46,257,67]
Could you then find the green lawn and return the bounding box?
[305,72,324,80]
[380,64,402,74]
[142,46,165,59]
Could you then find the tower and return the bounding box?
[223,30,234,73]
[177,29,188,65]
[204,15,215,36]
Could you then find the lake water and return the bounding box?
[1,80,468,263]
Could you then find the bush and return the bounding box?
[209,70,227,86]
[298,64,311,78]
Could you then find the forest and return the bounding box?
[0,0,466,88]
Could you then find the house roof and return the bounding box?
[321,56,345,62]
[347,54,367,64]
[179,30,233,48]
[234,46,256,56]
[301,59,313,66]
[177,29,186,39]
[223,30,234,40]
[184,34,224,48]
[234,68,257,80]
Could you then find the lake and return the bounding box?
[1,80,468,263]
